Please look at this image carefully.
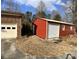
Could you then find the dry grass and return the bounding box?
[61,34,77,46]
[16,35,76,57]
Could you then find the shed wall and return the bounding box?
[59,24,75,37]
[34,18,46,39]
[34,18,75,39]
[1,16,22,38]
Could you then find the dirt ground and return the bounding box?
[1,39,28,59]
[1,35,77,59]
[16,35,77,57]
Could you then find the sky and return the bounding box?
[1,0,72,18]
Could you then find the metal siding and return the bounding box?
[1,24,17,39]
[48,23,60,39]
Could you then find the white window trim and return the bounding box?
[70,26,73,31]
[62,25,65,31]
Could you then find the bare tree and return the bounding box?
[72,0,77,24]
[36,1,46,18]
[2,0,20,12]
[51,10,61,21]
[14,2,20,12]
[64,1,73,23]
[63,0,76,23]
[62,0,77,32]
[37,1,46,12]
[6,0,14,11]
[51,10,59,19]
[1,0,4,3]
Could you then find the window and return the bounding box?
[7,27,10,29]
[12,27,15,29]
[70,26,73,31]
[62,25,65,31]
[1,27,5,29]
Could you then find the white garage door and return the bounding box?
[1,24,17,39]
[48,23,60,39]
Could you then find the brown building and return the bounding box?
[1,11,23,39]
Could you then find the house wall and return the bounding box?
[59,24,75,37]
[34,18,46,39]
[1,15,22,38]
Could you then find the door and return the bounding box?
[48,23,60,39]
[1,24,17,39]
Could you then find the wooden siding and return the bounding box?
[34,18,46,39]
[59,24,75,37]
[1,15,22,38]
[33,18,75,39]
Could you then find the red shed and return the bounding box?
[33,18,75,40]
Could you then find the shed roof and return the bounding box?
[1,10,24,17]
[37,18,74,25]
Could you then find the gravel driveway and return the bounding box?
[1,39,27,59]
